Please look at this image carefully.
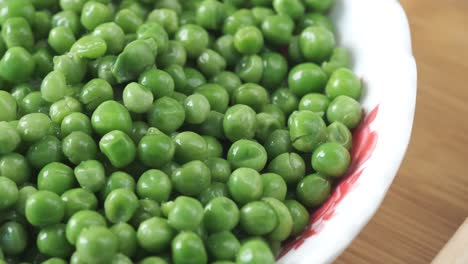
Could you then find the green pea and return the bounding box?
[54,53,88,85]
[49,97,82,124]
[206,231,240,261]
[138,68,175,99]
[95,55,117,84]
[59,0,87,13]
[227,139,267,171]
[137,217,175,253]
[175,24,209,59]
[172,160,211,196]
[171,231,207,264]
[267,153,305,184]
[299,26,335,62]
[223,9,256,35]
[73,160,105,192]
[17,113,51,142]
[289,110,328,152]
[193,84,229,114]
[237,239,274,264]
[262,197,293,241]
[137,170,172,202]
[80,1,112,31]
[273,0,304,20]
[296,174,331,208]
[88,23,124,55]
[157,40,187,68]
[110,223,137,257]
[48,27,75,54]
[33,48,54,78]
[261,15,294,47]
[61,112,92,137]
[147,9,179,35]
[92,100,132,135]
[38,162,75,195]
[25,190,64,226]
[264,129,292,159]
[312,142,351,178]
[303,0,335,13]
[130,199,162,228]
[288,63,327,97]
[223,104,256,142]
[298,12,335,34]
[327,121,352,150]
[137,133,175,168]
[284,200,309,236]
[193,111,225,139]
[155,0,182,14]
[42,258,68,264]
[213,35,240,68]
[203,197,239,233]
[61,188,98,219]
[112,39,156,84]
[260,52,288,90]
[322,47,351,76]
[0,153,30,186]
[0,47,35,83]
[203,158,231,183]
[0,93,16,122]
[202,136,222,158]
[65,210,106,245]
[196,0,225,30]
[101,171,136,200]
[76,226,118,263]
[233,26,263,55]
[261,173,287,201]
[148,97,186,134]
[139,257,168,264]
[62,131,97,165]
[210,71,241,96]
[0,0,35,25]
[52,11,81,36]
[198,182,229,206]
[182,94,210,124]
[298,93,330,117]
[197,49,226,78]
[137,22,169,54]
[104,188,139,224]
[40,71,68,104]
[235,55,263,84]
[325,68,361,100]
[70,35,107,59]
[255,113,282,143]
[252,7,274,24]
[122,82,154,114]
[27,136,64,169]
[37,224,73,258]
[326,95,362,129]
[168,196,204,231]
[2,17,34,51]
[114,9,142,34]
[0,176,18,210]
[183,67,207,95]
[240,201,277,235]
[173,132,207,164]
[0,221,28,256]
[80,79,114,111]
[10,84,32,106]
[0,122,20,155]
[99,130,137,168]
[227,168,262,205]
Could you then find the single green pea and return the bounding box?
[80,1,112,31]
[303,0,335,13]
[210,71,241,96]
[53,53,87,85]
[261,173,287,201]
[262,197,293,241]
[213,35,240,68]
[325,68,362,100]
[183,94,211,124]
[298,93,330,117]
[111,253,133,264]
[327,121,353,150]
[203,158,231,183]
[261,15,294,47]
[104,188,139,224]
[203,197,239,233]
[195,0,225,30]
[137,170,172,202]
[10,84,32,107]
[95,55,118,85]
[195,84,229,113]
[175,24,209,59]
[206,231,240,261]
[235,55,263,84]
[138,133,175,168]
[101,171,136,200]
[0,122,20,155]
[284,199,309,236]
[198,182,229,206]
[0,221,28,256]
[183,67,207,95]
[147,9,179,35]
[227,139,267,172]
[157,40,187,68]
[17,113,51,142]
[61,188,98,219]
[271,88,298,115]
[240,201,277,235]
[326,95,362,129]
[137,217,175,253]
[173,131,207,164]
[223,9,256,35]
[65,210,106,245]
[168,196,204,231]
[2,17,34,51]
[120,0,148,18]
[0,47,35,83]
[0,0,35,25]
[110,223,137,257]
[0,153,31,186]
[137,22,169,54]
[147,97,185,134]
[322,47,351,76]
[33,48,54,78]
[251,6,274,24]
[172,160,211,196]
[123,82,154,114]
[92,100,132,135]
[296,174,331,208]
[76,226,118,263]
[38,162,76,195]
[267,153,306,184]
[49,97,82,124]
[237,239,275,264]
[171,231,208,264]
[61,112,92,137]
[114,9,142,34]
[37,224,73,258]
[289,110,328,152]
[40,71,68,103]
[203,136,223,158]
[52,11,82,36]
[48,27,75,54]
[227,168,262,205]
[273,0,304,20]
[260,52,288,90]
[25,190,64,226]
[62,131,97,165]
[311,142,351,178]
[138,68,175,99]
[223,104,257,142]
[70,35,107,59]
[298,12,335,34]
[26,136,64,169]
[99,130,137,168]
[74,160,106,192]
[255,113,282,143]
[164,64,187,92]
[88,23,124,55]
[0,176,18,210]
[299,26,335,62]
[193,111,225,139]
[288,63,327,97]
[80,78,114,111]
[233,26,263,55]
[130,199,162,228]
[264,129,293,159]
[197,49,226,78]
[112,39,156,84]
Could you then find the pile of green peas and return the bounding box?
[0,0,363,263]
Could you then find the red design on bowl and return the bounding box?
[278,105,380,258]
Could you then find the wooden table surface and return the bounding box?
[336,1,468,263]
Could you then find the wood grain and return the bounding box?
[336,1,468,263]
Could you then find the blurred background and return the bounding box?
[337,1,468,263]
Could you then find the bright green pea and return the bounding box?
[223,9,256,35]
[195,84,229,113]
[10,84,32,106]
[96,55,118,84]
[33,48,54,78]
[49,97,82,124]
[271,88,298,115]
[237,239,275,264]
[92,100,132,135]
[325,68,362,100]
[99,130,137,168]
[284,200,309,236]
[213,35,240,68]
[267,152,305,184]
[0,47,35,83]
[2,17,34,51]
[296,174,331,207]
[0,92,17,122]
[147,9,179,35]
[262,197,293,241]
[173,132,208,164]
[183,67,207,95]
[0,122,20,155]
[235,55,263,84]
[204,158,231,183]
[299,26,335,62]
[322,47,351,76]
[123,82,154,114]
[91,22,125,55]
[298,93,330,117]
[303,0,335,13]
[111,253,133,264]
[167,196,204,231]
[139,257,168,264]
[261,173,287,201]
[120,0,147,18]
[273,0,304,20]
[80,78,114,111]
[264,129,292,159]
[62,131,97,165]
[327,121,353,150]
[196,0,225,30]
[74,160,106,192]
[137,170,172,202]
[0,153,30,186]
[0,176,18,210]
[298,12,334,33]
[48,27,75,54]
[157,40,187,68]
[112,39,156,84]
[61,112,92,137]
[52,11,81,36]
[206,231,240,261]
[115,9,143,34]
[147,97,184,133]
[129,199,162,228]
[104,188,139,223]
[70,35,107,59]
[227,139,267,171]
[172,160,211,196]
[138,68,175,99]
[198,182,229,206]
[37,224,73,258]
[137,217,175,253]
[288,63,327,97]
[260,52,288,90]
[0,0,35,25]
[197,49,226,78]
[17,113,51,142]
[42,258,68,264]
[233,26,263,55]
[184,94,211,124]
[0,221,28,256]
[203,197,239,233]
[227,168,262,205]
[137,22,169,54]
[61,188,98,219]
[255,113,282,143]
[40,71,68,103]
[203,136,223,158]
[59,0,87,13]
[25,190,64,226]
[171,231,207,264]
[110,223,137,257]
[138,133,175,168]
[312,142,350,177]
[210,71,241,96]
[162,65,185,93]
[76,226,118,263]
[289,110,327,152]
[240,201,277,235]
[223,104,256,142]
[53,53,87,85]
[175,24,209,59]
[101,171,136,200]
[192,110,225,139]
[326,95,362,129]
[27,136,64,169]
[38,162,75,195]
[65,210,106,245]
[80,1,112,31]
[261,15,294,47]
[252,7,274,24]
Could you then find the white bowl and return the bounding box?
[277,0,417,263]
